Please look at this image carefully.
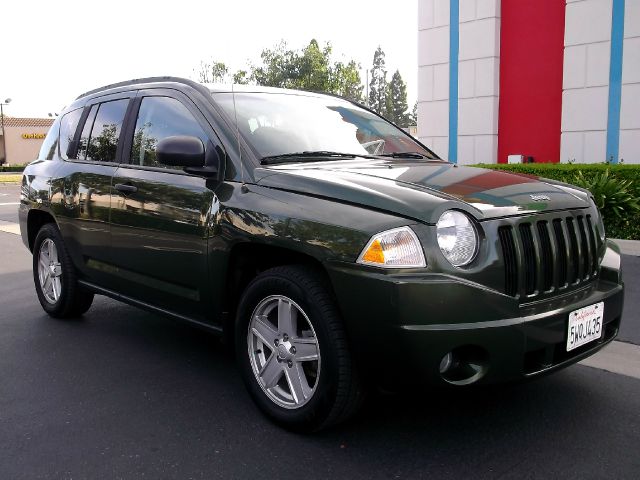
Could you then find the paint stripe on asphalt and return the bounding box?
[0,202,19,206]
[0,222,20,235]
[580,341,640,380]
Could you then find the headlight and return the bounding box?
[436,210,478,267]
[357,226,426,268]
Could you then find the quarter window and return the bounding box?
[38,117,60,160]
[59,108,82,160]
[131,97,207,169]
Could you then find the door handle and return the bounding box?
[114,183,138,194]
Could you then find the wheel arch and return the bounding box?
[221,242,336,338]
[27,209,58,252]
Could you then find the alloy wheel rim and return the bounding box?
[38,238,62,304]
[247,295,321,409]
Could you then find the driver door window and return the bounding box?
[131,96,207,169]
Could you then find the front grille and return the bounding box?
[499,213,602,299]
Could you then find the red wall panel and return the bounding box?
[497,1,566,163]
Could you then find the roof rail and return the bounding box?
[75,76,209,100]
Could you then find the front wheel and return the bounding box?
[235,265,364,432]
[33,223,94,318]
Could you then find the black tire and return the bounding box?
[32,223,94,319]
[235,265,365,432]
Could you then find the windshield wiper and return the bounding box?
[377,152,428,159]
[260,151,360,165]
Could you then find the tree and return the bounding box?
[330,60,364,103]
[386,70,411,127]
[193,40,416,107]
[249,39,332,91]
[410,102,418,126]
[196,60,229,84]
[296,39,332,91]
[368,47,388,116]
[233,70,250,85]
[250,40,298,88]
[248,39,364,101]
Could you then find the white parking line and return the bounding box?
[612,239,640,256]
[0,222,20,235]
[0,202,19,206]
[580,341,640,380]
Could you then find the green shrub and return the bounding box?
[474,163,640,240]
[572,169,640,220]
[0,164,27,172]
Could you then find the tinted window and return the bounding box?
[83,99,129,162]
[59,109,82,160]
[131,97,207,169]
[77,105,98,161]
[38,117,60,160]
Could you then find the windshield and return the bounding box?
[212,92,437,161]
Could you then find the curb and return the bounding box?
[611,239,640,256]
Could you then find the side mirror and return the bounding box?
[157,136,205,168]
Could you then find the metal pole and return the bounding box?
[366,69,369,106]
[0,103,5,165]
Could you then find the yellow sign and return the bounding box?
[22,133,46,140]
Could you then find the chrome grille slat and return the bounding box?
[498,226,518,297]
[566,217,581,283]
[519,223,537,296]
[586,215,599,274]
[577,216,590,279]
[537,221,554,292]
[552,219,568,289]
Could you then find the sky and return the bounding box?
[0,0,418,118]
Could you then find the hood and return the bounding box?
[255,159,590,224]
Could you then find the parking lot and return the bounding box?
[1,182,640,479]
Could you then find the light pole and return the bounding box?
[1,98,11,165]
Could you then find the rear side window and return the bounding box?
[59,109,82,160]
[82,99,129,162]
[131,96,207,169]
[38,117,60,160]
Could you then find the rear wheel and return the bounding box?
[236,265,364,432]
[33,223,94,318]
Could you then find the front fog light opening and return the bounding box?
[439,352,453,373]
[439,346,489,386]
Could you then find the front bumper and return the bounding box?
[327,240,624,388]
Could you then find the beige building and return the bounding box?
[0,117,54,165]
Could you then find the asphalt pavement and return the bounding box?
[1,183,639,479]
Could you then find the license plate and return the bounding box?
[567,302,604,351]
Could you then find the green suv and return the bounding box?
[20,77,624,431]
